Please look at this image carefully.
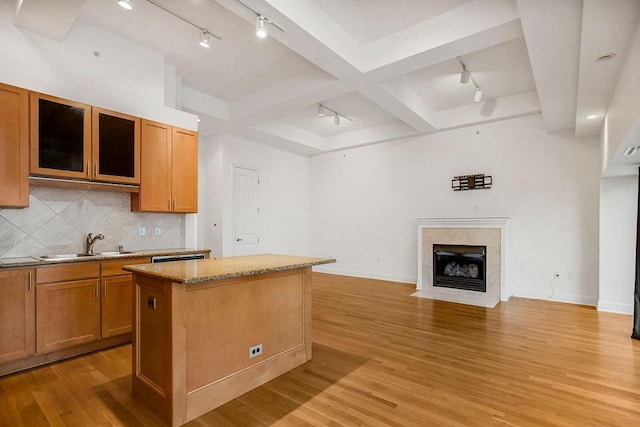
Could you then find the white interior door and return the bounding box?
[233,166,259,255]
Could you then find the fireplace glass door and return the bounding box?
[433,244,486,292]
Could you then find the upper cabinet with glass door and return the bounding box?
[30,93,140,185]
[30,93,91,180]
[92,107,140,185]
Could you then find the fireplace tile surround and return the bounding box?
[414,217,509,308]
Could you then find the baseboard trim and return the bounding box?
[597,301,634,315]
[509,288,596,307]
[313,265,415,285]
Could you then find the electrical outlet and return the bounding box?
[154,226,162,236]
[249,344,263,359]
[138,227,146,237]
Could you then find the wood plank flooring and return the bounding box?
[1,272,639,426]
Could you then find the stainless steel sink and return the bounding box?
[38,253,96,260]
[38,251,139,260]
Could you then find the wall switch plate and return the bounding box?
[249,344,263,359]
[154,226,162,236]
[138,227,146,237]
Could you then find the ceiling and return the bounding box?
[12,0,640,165]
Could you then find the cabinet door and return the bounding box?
[36,279,101,354]
[0,83,29,208]
[92,107,140,184]
[0,269,35,363]
[30,93,92,179]
[171,127,198,213]
[101,274,133,338]
[131,120,171,212]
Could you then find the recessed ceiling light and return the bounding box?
[586,114,598,120]
[623,146,639,156]
[596,53,616,62]
[117,0,133,10]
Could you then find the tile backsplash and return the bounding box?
[0,187,185,258]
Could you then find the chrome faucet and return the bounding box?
[86,233,105,254]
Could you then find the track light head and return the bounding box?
[118,0,133,10]
[199,31,211,48]
[256,15,268,38]
[460,68,470,84]
[474,88,483,103]
[334,113,340,125]
[317,105,325,117]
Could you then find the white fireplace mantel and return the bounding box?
[416,217,510,307]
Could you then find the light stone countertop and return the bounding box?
[0,248,211,269]
[123,254,336,284]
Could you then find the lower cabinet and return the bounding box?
[101,274,133,338]
[0,269,35,363]
[36,278,101,354]
[0,256,149,374]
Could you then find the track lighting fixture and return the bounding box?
[256,15,268,38]
[474,88,483,103]
[458,58,484,103]
[118,0,133,10]
[460,67,470,84]
[317,104,352,126]
[199,31,211,48]
[135,0,221,48]
[234,1,284,38]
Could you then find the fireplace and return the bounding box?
[415,217,509,308]
[433,244,486,292]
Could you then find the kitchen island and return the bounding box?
[123,254,335,426]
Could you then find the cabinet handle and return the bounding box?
[87,161,90,177]
[173,198,176,210]
[28,272,32,292]
[95,282,99,300]
[103,281,107,298]
[168,199,171,210]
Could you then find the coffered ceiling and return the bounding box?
[12,0,640,161]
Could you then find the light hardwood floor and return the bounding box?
[1,273,639,426]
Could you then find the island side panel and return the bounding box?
[184,267,313,422]
[132,274,188,426]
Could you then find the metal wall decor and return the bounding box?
[452,174,492,191]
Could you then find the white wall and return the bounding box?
[0,1,195,129]
[603,21,640,172]
[311,114,601,305]
[599,176,638,313]
[198,133,311,258]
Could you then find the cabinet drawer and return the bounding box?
[36,262,100,284]
[101,257,150,277]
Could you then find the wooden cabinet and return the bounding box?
[131,120,198,213]
[30,93,140,184]
[0,83,29,208]
[0,269,35,363]
[30,92,92,180]
[35,262,101,354]
[101,275,133,338]
[36,278,101,354]
[171,127,199,212]
[100,257,150,338]
[92,107,140,184]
